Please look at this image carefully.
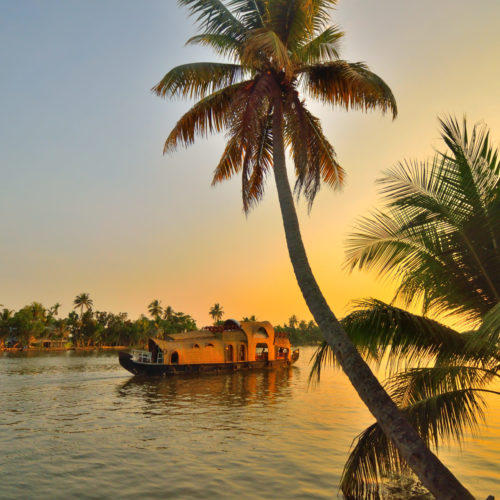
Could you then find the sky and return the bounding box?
[1,0,500,327]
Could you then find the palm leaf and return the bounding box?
[186,33,243,60]
[284,98,344,208]
[178,0,245,38]
[164,81,251,152]
[308,300,467,383]
[152,62,245,100]
[294,26,343,64]
[341,387,488,499]
[300,61,397,118]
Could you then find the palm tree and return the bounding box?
[153,2,471,497]
[73,293,93,319]
[209,303,224,324]
[50,303,61,317]
[148,299,163,320]
[163,305,174,321]
[312,116,500,498]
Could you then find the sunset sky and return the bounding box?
[1,0,500,326]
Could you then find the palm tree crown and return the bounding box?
[154,0,396,211]
[209,303,224,323]
[73,293,93,317]
[346,116,500,327]
[148,299,164,320]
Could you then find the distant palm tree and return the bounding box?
[1,308,13,321]
[154,2,471,497]
[312,116,500,498]
[148,299,163,320]
[288,315,298,328]
[242,315,257,322]
[50,303,61,317]
[163,305,174,321]
[209,303,224,324]
[73,293,93,319]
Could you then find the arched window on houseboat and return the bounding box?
[255,327,269,338]
[225,344,234,362]
[255,343,268,361]
[239,344,246,361]
[171,351,179,364]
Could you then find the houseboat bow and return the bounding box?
[118,319,299,376]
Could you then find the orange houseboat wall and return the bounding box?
[150,321,286,365]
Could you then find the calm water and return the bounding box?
[0,348,498,499]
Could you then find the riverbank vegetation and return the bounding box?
[0,296,321,349]
[0,298,196,349]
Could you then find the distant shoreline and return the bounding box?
[1,346,128,353]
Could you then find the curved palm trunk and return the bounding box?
[271,94,473,499]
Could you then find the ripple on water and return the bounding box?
[0,349,499,499]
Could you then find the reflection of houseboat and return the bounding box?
[118,320,299,376]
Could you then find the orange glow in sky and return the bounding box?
[1,0,500,326]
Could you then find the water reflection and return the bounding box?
[117,367,297,412]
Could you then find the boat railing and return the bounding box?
[132,349,152,363]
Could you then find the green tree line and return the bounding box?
[0,297,196,348]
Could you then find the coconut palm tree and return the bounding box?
[153,2,471,497]
[148,299,163,321]
[50,303,61,317]
[209,303,224,324]
[163,305,174,321]
[73,293,93,319]
[312,116,500,498]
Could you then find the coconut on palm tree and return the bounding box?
[312,116,500,498]
[209,303,224,324]
[153,1,471,497]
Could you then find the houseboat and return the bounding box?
[118,319,299,376]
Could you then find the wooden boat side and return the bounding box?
[118,350,298,376]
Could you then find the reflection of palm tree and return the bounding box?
[73,293,93,319]
[148,300,163,320]
[152,2,468,496]
[209,303,223,324]
[312,117,500,498]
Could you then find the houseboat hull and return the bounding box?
[118,350,299,376]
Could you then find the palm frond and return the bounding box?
[308,299,467,383]
[211,132,245,184]
[210,74,274,212]
[308,339,339,385]
[284,98,344,208]
[242,27,293,77]
[294,26,343,64]
[228,0,266,30]
[341,387,487,499]
[343,299,466,368]
[152,62,245,100]
[178,0,245,38]
[300,61,397,118]
[164,81,251,153]
[186,33,243,60]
